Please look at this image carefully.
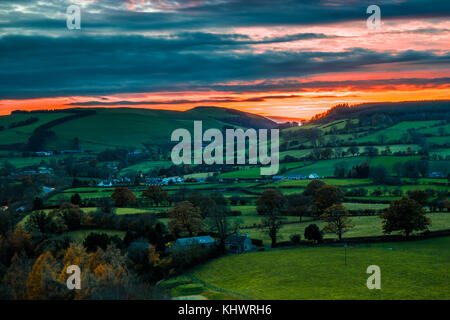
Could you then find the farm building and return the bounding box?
[35,151,52,156]
[97,180,113,187]
[288,174,306,180]
[146,177,163,185]
[162,176,184,185]
[225,233,252,253]
[38,167,53,174]
[308,173,320,179]
[428,171,444,178]
[42,186,55,194]
[173,236,215,248]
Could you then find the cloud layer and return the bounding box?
[0,0,449,117]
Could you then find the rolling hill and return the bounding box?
[0,107,276,151]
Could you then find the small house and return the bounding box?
[16,206,25,213]
[173,236,215,248]
[225,233,252,253]
[97,180,113,187]
[308,173,320,179]
[162,176,184,185]
[38,167,53,175]
[35,151,52,157]
[42,186,55,194]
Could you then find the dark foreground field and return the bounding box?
[163,237,450,300]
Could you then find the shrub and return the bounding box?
[83,232,111,252]
[304,224,323,243]
[290,234,301,244]
[228,210,242,216]
[251,239,263,247]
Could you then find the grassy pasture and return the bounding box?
[430,149,450,158]
[369,155,420,174]
[120,160,174,175]
[67,229,126,242]
[243,213,450,244]
[355,121,441,144]
[47,108,261,151]
[429,160,450,175]
[285,157,368,177]
[0,113,70,145]
[180,237,450,299]
[218,162,309,179]
[0,154,84,169]
[266,178,371,188]
[417,123,450,135]
[279,149,312,159]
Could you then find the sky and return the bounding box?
[0,0,449,119]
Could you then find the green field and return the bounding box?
[355,121,441,144]
[285,157,368,177]
[168,237,450,299]
[120,160,174,175]
[369,155,421,174]
[218,162,309,179]
[44,107,273,151]
[67,229,126,241]
[243,213,449,244]
[0,113,70,145]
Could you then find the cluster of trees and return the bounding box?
[311,101,450,124]
[255,179,442,246]
[105,186,243,250]
[97,148,151,171]
[255,180,352,246]
[108,186,244,250]
[0,230,166,299]
[381,196,430,237]
[0,174,57,208]
[167,192,241,250]
[0,193,227,299]
[333,159,430,182]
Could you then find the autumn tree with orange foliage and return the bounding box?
[26,251,65,300]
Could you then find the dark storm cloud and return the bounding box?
[0,32,449,99]
[1,0,450,32]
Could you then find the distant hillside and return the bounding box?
[265,115,306,124]
[311,100,450,124]
[0,107,276,152]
